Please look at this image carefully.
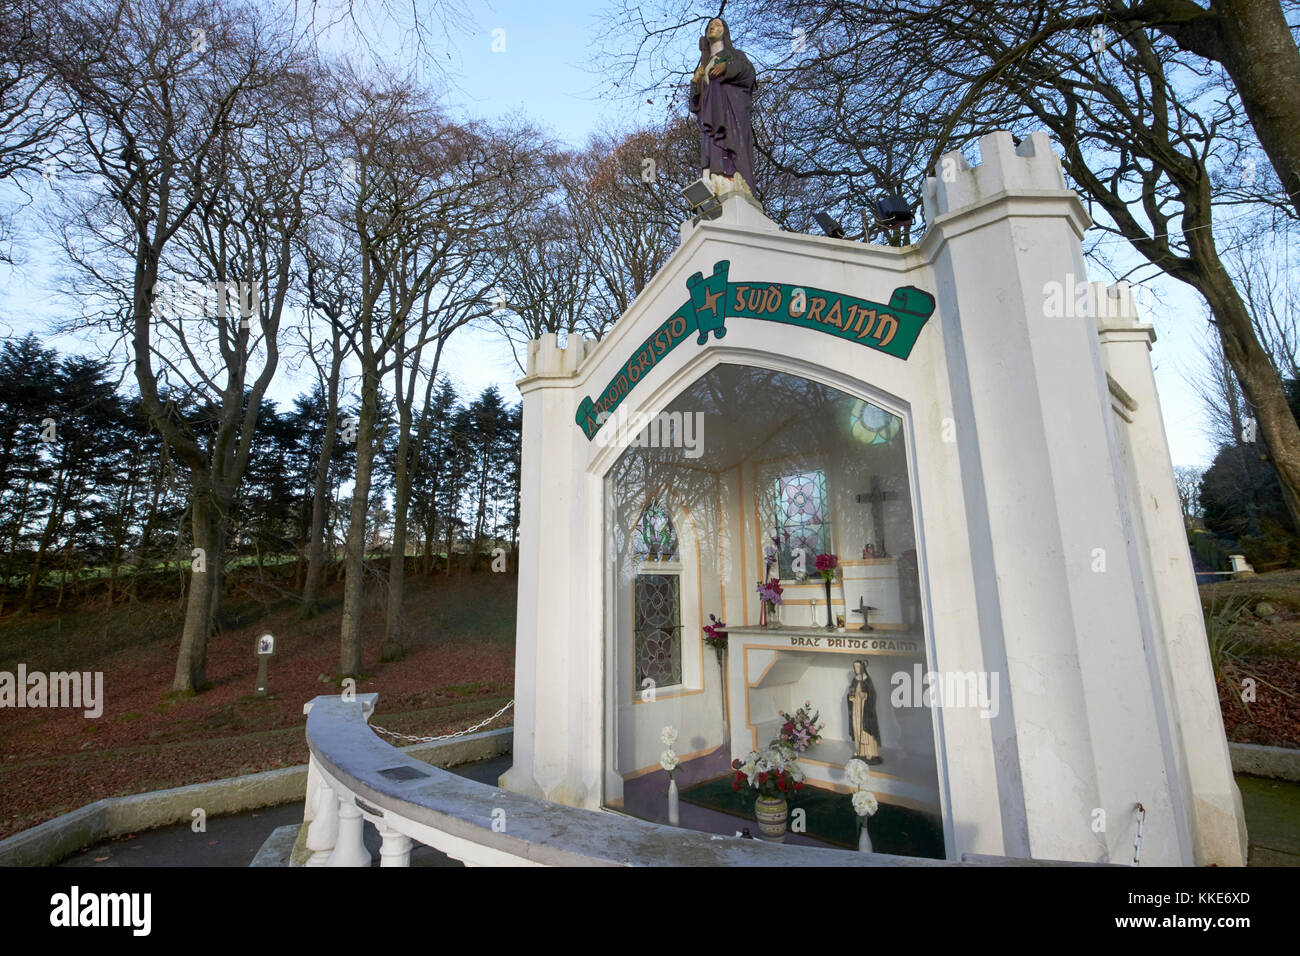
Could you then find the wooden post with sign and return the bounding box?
[255,633,275,697]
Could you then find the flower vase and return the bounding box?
[858,821,872,853]
[766,602,780,629]
[755,794,788,842]
[823,577,834,629]
[668,776,679,826]
[758,599,768,628]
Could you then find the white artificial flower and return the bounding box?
[852,789,879,817]
[661,725,678,746]
[846,759,872,789]
[660,749,679,772]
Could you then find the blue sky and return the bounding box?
[0,0,1229,467]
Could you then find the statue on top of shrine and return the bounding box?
[689,16,757,197]
[847,659,883,764]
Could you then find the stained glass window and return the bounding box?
[850,400,902,445]
[633,500,682,690]
[632,499,679,562]
[634,573,681,690]
[771,470,829,577]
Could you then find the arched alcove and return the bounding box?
[601,362,945,857]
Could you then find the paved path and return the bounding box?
[57,755,513,868]
[55,760,1298,866]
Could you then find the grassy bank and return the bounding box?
[0,571,516,838]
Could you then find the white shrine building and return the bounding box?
[499,130,1248,866]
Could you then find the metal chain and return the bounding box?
[370,699,514,743]
[1132,802,1146,866]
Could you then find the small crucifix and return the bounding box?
[852,597,877,631]
[855,476,899,557]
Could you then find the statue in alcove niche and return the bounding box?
[847,659,883,764]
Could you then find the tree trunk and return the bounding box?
[301,359,342,616]
[21,464,69,611]
[339,373,379,678]
[1208,0,1300,221]
[1221,346,1244,445]
[382,415,413,661]
[108,543,121,607]
[422,516,435,575]
[172,489,219,693]
[1197,259,1300,533]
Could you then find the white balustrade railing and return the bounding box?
[301,693,1029,867]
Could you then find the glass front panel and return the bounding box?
[603,363,945,860]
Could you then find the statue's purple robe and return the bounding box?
[689,32,757,188]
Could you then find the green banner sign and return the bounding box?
[575,260,935,440]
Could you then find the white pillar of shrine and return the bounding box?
[920,130,1240,865]
[499,333,604,808]
[1092,287,1249,865]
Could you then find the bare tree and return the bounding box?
[1229,231,1300,381]
[380,152,533,660]
[293,156,361,616]
[330,69,545,676]
[1173,464,1205,527]
[46,0,319,691]
[1187,325,1250,449]
[0,0,69,262]
[564,117,698,321]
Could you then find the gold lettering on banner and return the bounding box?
[669,314,687,338]
[746,288,764,312]
[733,286,750,311]
[808,297,827,323]
[874,313,899,347]
[824,298,844,329]
[856,308,878,340]
[762,285,782,313]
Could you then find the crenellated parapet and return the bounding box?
[525,333,597,379]
[922,130,1070,222]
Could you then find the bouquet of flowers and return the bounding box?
[660,725,679,779]
[845,757,879,831]
[702,613,728,652]
[852,789,879,818]
[756,579,784,605]
[763,535,781,579]
[779,700,825,752]
[731,741,805,798]
[815,552,839,582]
[846,757,872,791]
